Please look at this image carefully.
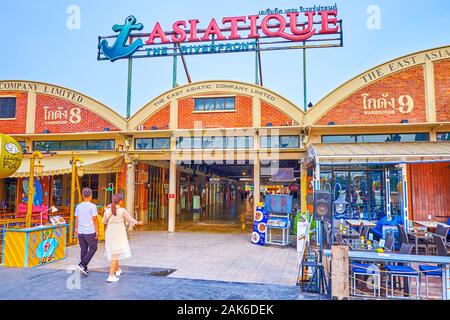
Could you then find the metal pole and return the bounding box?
[172,44,178,88]
[255,39,260,85]
[69,157,82,244]
[26,156,36,228]
[303,44,307,112]
[126,58,133,119]
[69,159,76,244]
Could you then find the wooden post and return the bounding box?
[331,245,350,300]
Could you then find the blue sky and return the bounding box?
[0,0,449,116]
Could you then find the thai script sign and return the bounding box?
[98,6,342,61]
[362,93,414,115]
[43,106,82,125]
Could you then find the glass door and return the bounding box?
[350,171,368,219]
[369,171,385,220]
[333,171,350,218]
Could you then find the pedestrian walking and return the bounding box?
[75,187,99,276]
[102,194,143,283]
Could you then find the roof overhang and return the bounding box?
[307,142,450,165]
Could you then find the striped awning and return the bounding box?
[307,142,450,164]
[12,154,123,178]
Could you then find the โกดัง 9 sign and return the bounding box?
[98,5,342,62]
[0,134,23,178]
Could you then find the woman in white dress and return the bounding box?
[102,194,143,283]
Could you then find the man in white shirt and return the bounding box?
[75,188,99,276]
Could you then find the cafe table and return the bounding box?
[345,219,377,228]
[344,238,389,252]
[414,220,450,229]
[408,230,434,255]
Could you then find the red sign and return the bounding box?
[168,193,175,199]
[144,10,339,45]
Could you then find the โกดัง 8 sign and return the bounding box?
[98,7,342,61]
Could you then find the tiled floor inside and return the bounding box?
[42,231,302,286]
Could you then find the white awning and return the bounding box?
[12,154,123,178]
[307,142,450,164]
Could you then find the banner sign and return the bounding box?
[98,5,342,62]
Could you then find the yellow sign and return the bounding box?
[0,133,23,178]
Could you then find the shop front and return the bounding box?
[307,142,450,237]
[0,45,449,235]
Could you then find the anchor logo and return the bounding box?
[99,15,144,62]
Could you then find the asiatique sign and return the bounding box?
[98,6,342,62]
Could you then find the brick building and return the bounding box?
[0,45,449,232]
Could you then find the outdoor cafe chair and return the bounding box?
[418,235,449,300]
[385,244,420,299]
[360,226,370,239]
[385,234,395,252]
[435,224,449,240]
[335,233,345,245]
[398,224,427,255]
[350,261,381,298]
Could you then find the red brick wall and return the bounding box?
[178,95,253,129]
[261,101,298,126]
[140,104,170,130]
[0,92,28,134]
[434,59,450,122]
[35,94,119,133]
[316,66,427,125]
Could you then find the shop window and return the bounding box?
[135,138,170,150]
[0,97,16,118]
[203,137,225,149]
[81,174,99,200]
[437,132,450,141]
[33,141,59,152]
[280,136,300,148]
[194,97,235,111]
[176,136,252,149]
[234,136,253,149]
[261,136,299,148]
[261,136,279,148]
[60,140,86,150]
[18,141,27,153]
[33,140,115,151]
[322,135,356,143]
[153,138,170,149]
[87,140,115,150]
[388,170,403,217]
[322,133,430,143]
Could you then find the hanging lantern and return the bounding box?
[76,161,84,177]
[334,190,348,214]
[0,133,23,178]
[34,159,44,176]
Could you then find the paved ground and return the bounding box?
[42,231,302,286]
[0,266,321,300]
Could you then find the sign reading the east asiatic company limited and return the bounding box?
[98,4,342,62]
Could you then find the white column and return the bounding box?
[168,157,177,232]
[314,161,321,191]
[253,157,260,212]
[126,162,135,218]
